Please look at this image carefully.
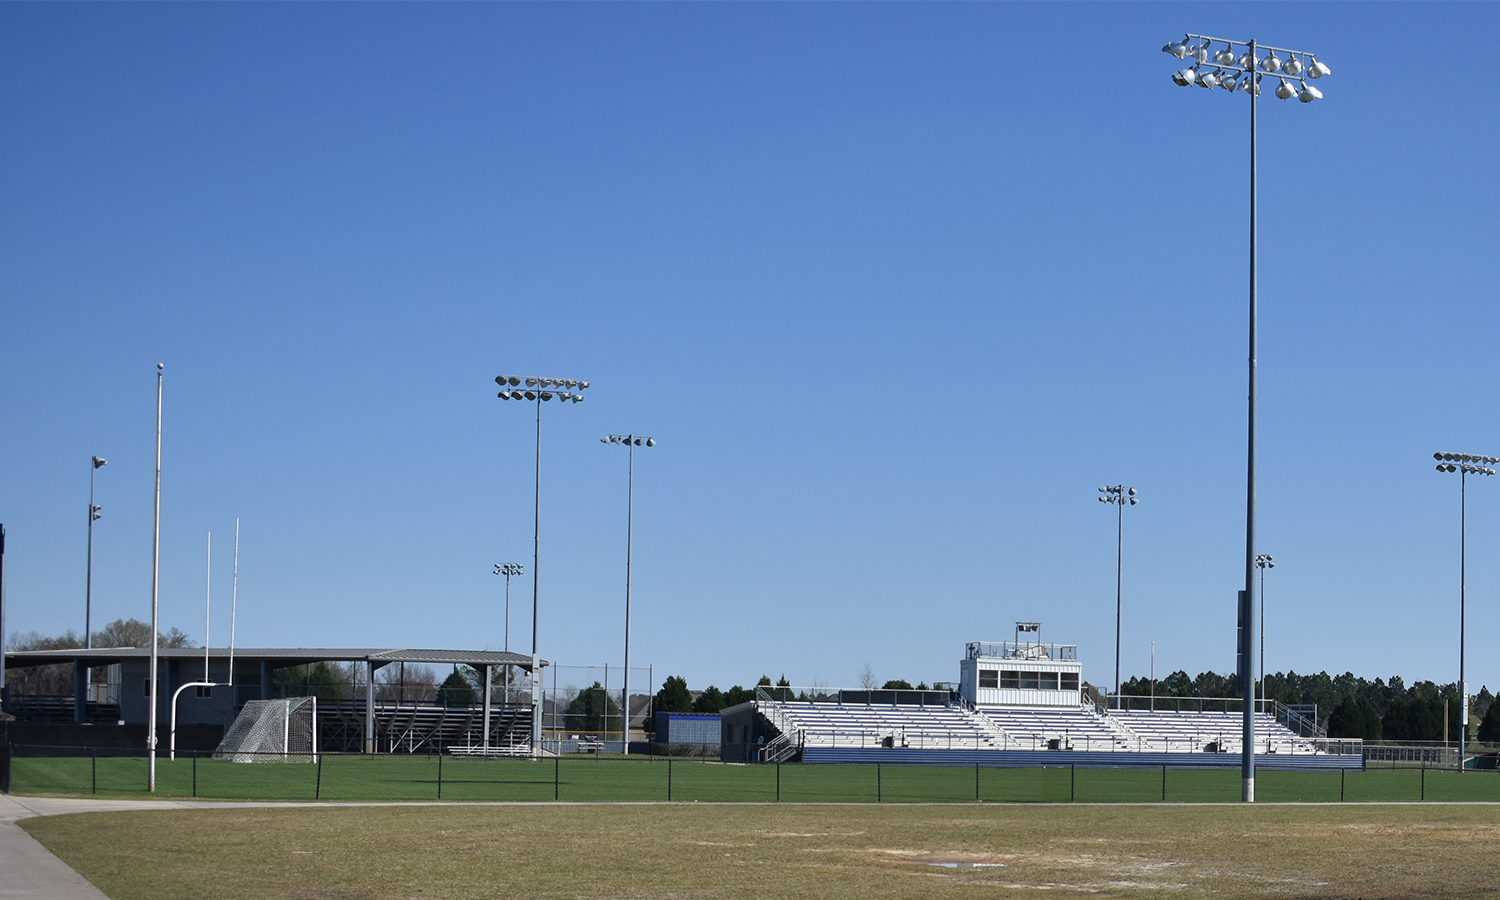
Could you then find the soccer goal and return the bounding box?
[213,697,318,763]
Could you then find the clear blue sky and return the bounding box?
[3,3,1497,699]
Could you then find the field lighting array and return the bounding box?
[495,375,589,404]
[1164,34,1330,102]
[1161,32,1333,803]
[1433,451,1497,772]
[494,373,591,755]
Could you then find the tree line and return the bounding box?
[1119,669,1500,743]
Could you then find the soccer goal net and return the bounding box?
[213,697,318,763]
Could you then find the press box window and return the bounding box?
[1000,671,1020,689]
[1019,671,1040,690]
[1037,672,1060,690]
[979,670,998,689]
[1061,673,1080,691]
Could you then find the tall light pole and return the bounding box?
[1255,554,1273,703]
[1434,451,1496,771]
[602,433,655,755]
[1163,32,1330,803]
[495,374,589,755]
[1098,484,1139,709]
[148,363,163,791]
[80,455,106,722]
[493,562,524,702]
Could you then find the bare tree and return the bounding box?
[858,663,878,690]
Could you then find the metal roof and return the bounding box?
[1,647,544,671]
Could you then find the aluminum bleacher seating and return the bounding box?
[769,701,1020,751]
[1110,709,1315,754]
[978,704,1145,751]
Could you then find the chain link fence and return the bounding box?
[8,744,1500,803]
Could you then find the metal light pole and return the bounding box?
[602,433,655,754]
[495,374,589,755]
[1163,32,1330,803]
[1098,484,1139,709]
[1434,451,1497,771]
[148,363,163,791]
[79,456,106,722]
[1255,554,1273,701]
[493,562,524,701]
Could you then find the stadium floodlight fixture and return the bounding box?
[1255,554,1274,701]
[602,434,656,755]
[494,372,591,756]
[1434,450,1496,772]
[1097,485,1140,712]
[1161,31,1331,804]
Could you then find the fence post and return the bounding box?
[1071,763,1075,803]
[667,758,673,802]
[1161,765,1167,802]
[92,748,97,795]
[1421,766,1425,802]
[1340,768,1345,803]
[554,755,559,801]
[975,761,980,802]
[192,751,198,798]
[1,742,11,794]
[437,751,443,801]
[315,754,323,801]
[776,761,780,802]
[877,763,882,803]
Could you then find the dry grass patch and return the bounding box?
[22,803,1500,899]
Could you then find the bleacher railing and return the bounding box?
[966,642,1077,661]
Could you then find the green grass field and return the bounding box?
[22,802,1500,899]
[12,752,1500,803]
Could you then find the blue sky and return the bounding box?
[3,3,1497,699]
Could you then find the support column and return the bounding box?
[259,660,270,701]
[482,664,492,750]
[365,660,376,754]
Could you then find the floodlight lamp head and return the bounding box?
[1261,52,1282,73]
[1214,46,1235,66]
[579,381,590,390]
[1308,58,1331,79]
[1164,39,1189,59]
[1191,43,1209,64]
[1448,464,1458,472]
[541,391,553,401]
[1298,82,1322,103]
[566,379,577,388]
[1172,68,1197,87]
[525,377,537,387]
[1128,487,1137,496]
[600,437,609,443]
[645,438,656,447]
[633,437,643,446]
[1129,497,1139,505]
[1275,79,1296,100]
[1435,452,1445,460]
[524,390,536,400]
[571,393,584,403]
[495,376,507,385]
[1283,56,1304,77]
[92,456,107,468]
[508,376,520,386]
[1198,70,1220,90]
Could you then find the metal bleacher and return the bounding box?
[980,704,1147,752]
[316,700,532,754]
[759,691,1022,754]
[1111,709,1317,755]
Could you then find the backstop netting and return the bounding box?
[213,697,318,763]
